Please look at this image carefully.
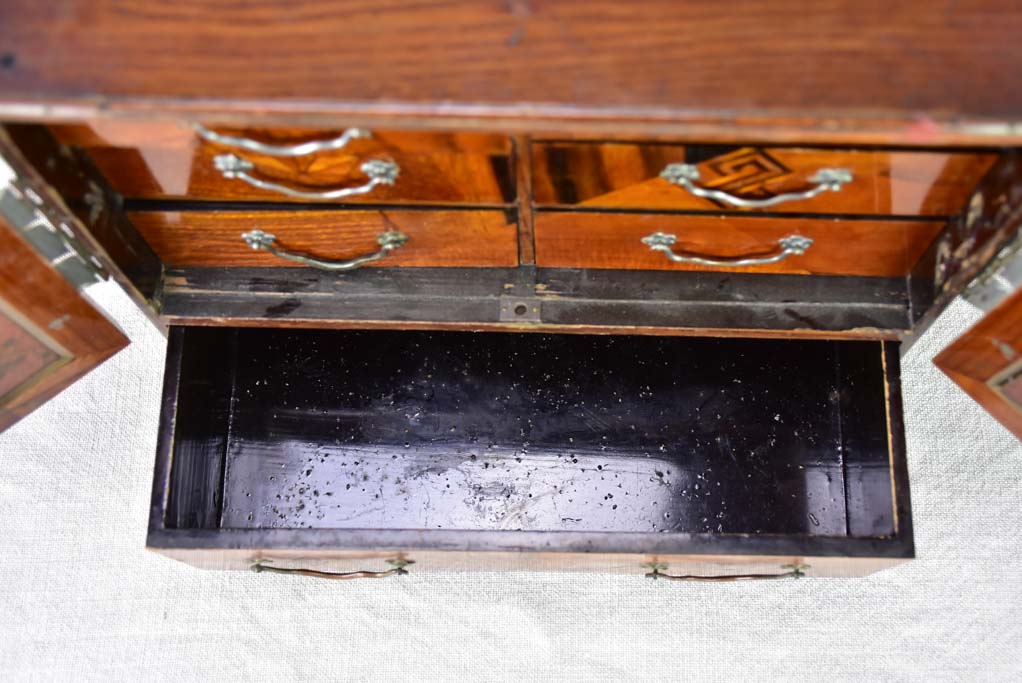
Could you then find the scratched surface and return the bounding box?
[0,307,62,400]
[190,330,896,536]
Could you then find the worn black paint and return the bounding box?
[264,297,302,318]
[159,265,911,333]
[164,327,896,540]
[163,327,235,529]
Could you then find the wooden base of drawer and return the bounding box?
[148,327,912,577]
[128,209,519,268]
[534,212,942,277]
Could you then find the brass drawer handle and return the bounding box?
[195,123,371,157]
[251,558,413,580]
[241,229,409,271]
[214,153,399,200]
[641,232,812,267]
[645,563,810,582]
[660,163,852,208]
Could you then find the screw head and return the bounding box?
[779,235,813,254]
[387,558,414,575]
[361,159,400,184]
[242,229,275,250]
[660,163,700,184]
[641,232,677,250]
[378,230,409,249]
[214,153,254,178]
[810,168,852,189]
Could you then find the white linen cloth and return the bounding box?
[1,281,1020,681]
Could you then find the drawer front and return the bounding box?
[156,549,905,578]
[532,142,996,216]
[50,123,514,204]
[534,212,942,277]
[128,209,518,268]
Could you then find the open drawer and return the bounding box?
[148,327,912,579]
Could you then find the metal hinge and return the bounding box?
[0,153,107,290]
[499,267,542,323]
[962,230,1022,312]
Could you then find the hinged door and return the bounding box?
[0,153,127,432]
[935,235,1022,440]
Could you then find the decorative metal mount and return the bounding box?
[194,123,372,157]
[241,228,409,271]
[644,563,810,582]
[962,230,1022,312]
[0,153,106,289]
[660,162,852,208]
[213,154,399,200]
[641,232,813,267]
[251,558,414,580]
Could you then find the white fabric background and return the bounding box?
[1,280,1020,682]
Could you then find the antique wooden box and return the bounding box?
[1,1,1021,581]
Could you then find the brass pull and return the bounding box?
[241,229,408,271]
[214,153,399,200]
[660,163,852,208]
[251,558,413,580]
[644,563,810,582]
[195,123,372,157]
[642,232,812,267]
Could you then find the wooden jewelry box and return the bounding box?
[1,1,1020,581]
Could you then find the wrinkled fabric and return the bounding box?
[0,281,1019,682]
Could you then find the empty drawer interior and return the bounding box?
[153,328,908,553]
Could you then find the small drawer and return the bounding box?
[148,328,911,577]
[128,208,519,268]
[532,141,996,216]
[49,122,515,204]
[534,212,942,277]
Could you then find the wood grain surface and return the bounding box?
[935,288,1022,440]
[128,209,519,268]
[532,143,997,216]
[534,212,943,276]
[0,216,128,431]
[2,1,1022,126]
[50,122,514,204]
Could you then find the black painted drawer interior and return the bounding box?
[148,328,911,562]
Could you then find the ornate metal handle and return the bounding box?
[214,154,399,200]
[645,563,809,582]
[251,558,413,580]
[241,229,409,271]
[660,163,852,208]
[641,232,812,267]
[195,123,371,157]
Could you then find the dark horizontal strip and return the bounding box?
[534,205,949,223]
[147,525,913,558]
[162,266,907,305]
[163,266,523,297]
[531,137,1012,154]
[122,199,948,224]
[123,198,516,214]
[537,268,908,305]
[158,266,910,334]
